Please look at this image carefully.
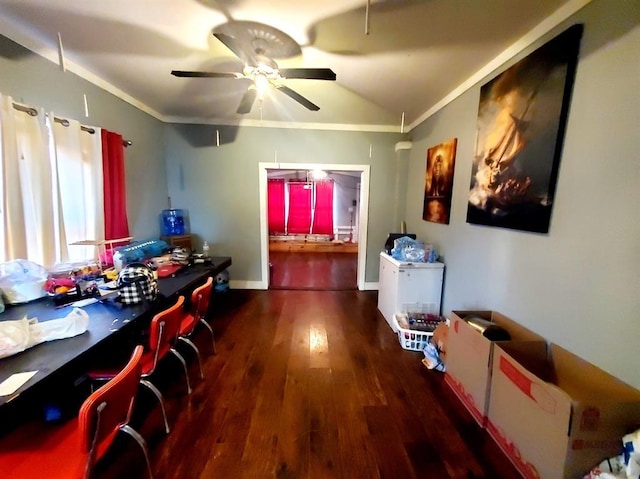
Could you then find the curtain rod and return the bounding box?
[12,102,132,147]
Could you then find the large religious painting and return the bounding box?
[466,24,583,233]
[423,138,457,224]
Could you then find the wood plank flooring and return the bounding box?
[269,241,358,254]
[93,290,521,479]
[269,252,357,290]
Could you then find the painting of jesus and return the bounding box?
[423,137,457,224]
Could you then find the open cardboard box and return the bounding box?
[444,310,545,426]
[487,342,640,479]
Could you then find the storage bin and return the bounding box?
[393,313,433,352]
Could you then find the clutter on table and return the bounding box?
[0,237,211,311]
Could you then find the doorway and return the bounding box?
[258,162,370,290]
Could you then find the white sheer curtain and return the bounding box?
[0,94,104,267]
[50,116,103,262]
[0,95,55,266]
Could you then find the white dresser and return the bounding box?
[377,252,444,331]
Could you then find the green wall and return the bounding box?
[403,0,640,388]
[1,0,637,389]
[162,124,401,283]
[0,34,167,239]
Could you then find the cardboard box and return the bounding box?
[444,310,545,427]
[432,322,448,364]
[487,342,640,479]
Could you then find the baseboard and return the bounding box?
[363,282,379,291]
[229,280,266,290]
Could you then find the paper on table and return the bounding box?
[71,297,99,307]
[0,370,38,396]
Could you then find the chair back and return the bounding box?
[147,295,185,370]
[190,277,214,323]
[78,345,144,473]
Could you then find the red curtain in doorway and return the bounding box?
[312,179,334,235]
[101,130,130,240]
[267,178,286,235]
[287,181,312,234]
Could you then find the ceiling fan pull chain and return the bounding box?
[57,32,66,72]
[365,0,371,35]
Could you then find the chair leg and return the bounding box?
[199,317,216,354]
[179,336,204,380]
[140,379,170,434]
[120,424,154,479]
[170,348,192,395]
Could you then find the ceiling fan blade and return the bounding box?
[277,86,320,111]
[279,68,336,81]
[213,32,257,66]
[237,87,258,114]
[171,70,240,78]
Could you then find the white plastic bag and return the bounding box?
[0,308,89,359]
[583,428,640,479]
[0,317,31,358]
[0,259,48,304]
[28,308,89,345]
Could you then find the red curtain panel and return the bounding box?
[287,181,312,234]
[267,178,286,235]
[101,130,130,240]
[312,179,334,235]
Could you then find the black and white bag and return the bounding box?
[117,263,158,305]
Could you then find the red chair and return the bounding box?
[89,295,188,435]
[0,345,153,479]
[179,277,216,376]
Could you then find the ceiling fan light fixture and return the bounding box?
[254,74,270,101]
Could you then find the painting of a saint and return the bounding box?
[423,138,457,224]
[466,24,583,233]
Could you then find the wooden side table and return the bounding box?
[161,234,192,250]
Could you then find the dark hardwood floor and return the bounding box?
[93,289,521,479]
[269,252,357,290]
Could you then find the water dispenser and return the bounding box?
[161,209,186,236]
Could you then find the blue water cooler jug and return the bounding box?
[161,209,186,236]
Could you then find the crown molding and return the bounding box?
[407,0,593,131]
[162,115,401,132]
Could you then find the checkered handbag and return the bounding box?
[117,263,158,305]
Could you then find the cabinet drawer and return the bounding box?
[161,234,192,250]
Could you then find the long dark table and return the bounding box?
[0,257,231,410]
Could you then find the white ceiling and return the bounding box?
[0,0,583,131]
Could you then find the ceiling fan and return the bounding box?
[171,21,336,114]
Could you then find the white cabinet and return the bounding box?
[377,252,444,331]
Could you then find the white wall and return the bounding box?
[404,0,640,388]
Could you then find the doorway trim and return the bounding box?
[258,162,371,290]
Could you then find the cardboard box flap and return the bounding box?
[452,310,544,342]
[550,344,640,403]
[498,341,557,384]
[489,345,573,477]
[495,343,573,413]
